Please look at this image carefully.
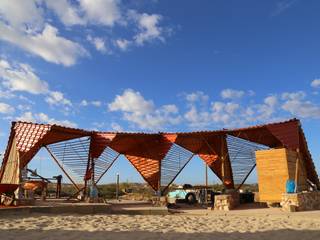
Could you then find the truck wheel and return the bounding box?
[185,193,196,205]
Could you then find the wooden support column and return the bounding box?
[205,162,208,204]
[295,148,300,192]
[91,155,95,185]
[158,158,162,196]
[221,134,234,189]
[221,135,225,185]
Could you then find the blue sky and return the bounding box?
[0,0,320,185]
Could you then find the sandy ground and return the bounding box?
[1,211,320,240]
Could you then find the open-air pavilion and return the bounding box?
[0,118,319,210]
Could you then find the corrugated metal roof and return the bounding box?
[0,118,318,190]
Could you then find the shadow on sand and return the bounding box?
[0,229,319,240]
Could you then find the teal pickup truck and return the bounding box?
[167,184,219,205]
[167,184,202,204]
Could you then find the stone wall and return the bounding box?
[214,192,239,211]
[281,191,320,212]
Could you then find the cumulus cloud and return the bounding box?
[108,89,180,130]
[16,111,35,122]
[44,0,85,26]
[111,122,123,131]
[45,91,72,106]
[128,10,165,46]
[16,111,77,127]
[185,91,209,104]
[115,39,131,51]
[109,89,154,115]
[87,35,108,53]
[79,0,122,26]
[281,92,320,119]
[80,100,102,107]
[44,0,122,27]
[0,89,15,99]
[184,105,211,128]
[0,0,171,64]
[0,102,14,114]
[0,59,49,94]
[281,91,306,100]
[311,79,320,88]
[0,23,88,66]
[220,89,245,99]
[0,58,73,111]
[183,90,310,129]
[0,0,44,31]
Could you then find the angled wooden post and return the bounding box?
[45,146,80,191]
[95,153,120,184]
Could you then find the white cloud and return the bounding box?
[108,89,180,130]
[0,89,15,99]
[111,122,123,131]
[115,39,131,51]
[44,0,85,26]
[17,104,32,111]
[0,23,88,66]
[109,89,154,115]
[161,104,179,114]
[129,10,164,45]
[16,111,77,127]
[184,105,211,128]
[185,89,320,129]
[264,95,278,107]
[281,91,306,100]
[311,79,320,88]
[0,0,43,31]
[87,35,108,53]
[16,111,35,122]
[0,59,49,94]
[80,99,88,106]
[45,91,72,106]
[211,102,240,125]
[91,101,102,107]
[0,0,172,64]
[0,102,14,114]
[282,96,320,119]
[250,95,278,122]
[79,0,122,26]
[221,89,245,99]
[0,0,122,28]
[185,91,209,103]
[37,112,77,127]
[0,58,74,113]
[80,99,102,107]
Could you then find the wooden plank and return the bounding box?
[256,148,308,203]
[256,148,290,203]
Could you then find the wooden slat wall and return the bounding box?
[255,148,307,203]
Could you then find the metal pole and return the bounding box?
[116,173,119,200]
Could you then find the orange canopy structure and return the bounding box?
[0,118,318,193]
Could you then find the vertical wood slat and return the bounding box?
[256,148,308,203]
